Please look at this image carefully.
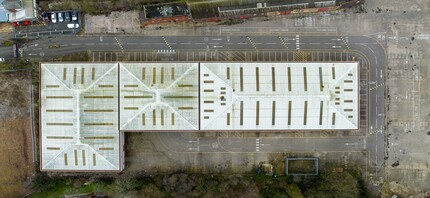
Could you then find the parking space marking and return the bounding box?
[161,36,172,50]
[114,37,124,52]
[256,138,260,152]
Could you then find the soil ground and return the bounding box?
[0,71,35,198]
[287,160,317,174]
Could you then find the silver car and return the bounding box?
[51,12,57,23]
[58,12,64,23]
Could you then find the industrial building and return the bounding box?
[40,62,359,171]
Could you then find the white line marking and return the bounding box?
[310,43,320,44]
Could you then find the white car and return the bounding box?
[67,23,79,29]
[51,12,57,23]
[0,58,5,62]
[58,12,64,23]
[71,11,78,21]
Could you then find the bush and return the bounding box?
[82,0,96,14]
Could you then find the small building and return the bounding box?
[0,0,9,22]
[2,0,37,22]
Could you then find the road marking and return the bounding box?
[195,43,204,44]
[98,43,108,45]
[246,36,257,49]
[85,43,94,45]
[310,43,320,45]
[324,43,336,45]
[181,43,191,44]
[127,43,137,45]
[238,43,247,45]
[161,36,172,50]
[278,36,288,49]
[209,43,219,45]
[266,42,276,44]
[224,43,233,44]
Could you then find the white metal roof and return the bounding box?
[119,63,199,131]
[199,62,359,130]
[40,62,358,171]
[41,63,120,171]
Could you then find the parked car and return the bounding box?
[67,23,79,29]
[13,22,18,27]
[51,12,57,23]
[0,58,5,62]
[64,12,71,22]
[71,11,78,21]
[58,12,64,22]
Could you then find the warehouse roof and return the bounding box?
[40,62,358,171]
[119,62,199,131]
[40,63,120,171]
[199,62,359,130]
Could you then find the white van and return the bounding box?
[67,23,79,29]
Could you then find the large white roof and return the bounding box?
[119,63,199,131]
[41,63,120,171]
[40,62,358,171]
[200,62,359,130]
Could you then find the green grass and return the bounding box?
[28,179,113,198]
[2,40,13,46]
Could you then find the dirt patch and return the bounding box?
[287,159,317,174]
[84,11,142,34]
[0,71,34,198]
[0,23,12,33]
[0,72,31,119]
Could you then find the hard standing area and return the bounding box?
[40,62,359,171]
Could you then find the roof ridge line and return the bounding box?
[120,103,152,130]
[87,144,118,169]
[328,102,357,128]
[165,63,198,90]
[83,63,118,92]
[328,64,356,90]
[43,65,73,91]
[42,144,72,169]
[165,103,197,130]
[120,63,152,91]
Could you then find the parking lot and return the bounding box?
[14,10,81,39]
